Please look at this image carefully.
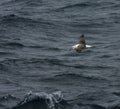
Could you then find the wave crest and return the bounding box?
[12,91,64,109]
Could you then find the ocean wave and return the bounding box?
[0,62,10,72]
[0,42,25,49]
[29,45,61,51]
[67,19,112,28]
[71,91,120,109]
[0,94,19,109]
[0,0,30,7]
[55,73,105,80]
[5,42,24,48]
[0,94,18,102]
[0,51,14,56]
[41,73,107,84]
[54,1,100,12]
[54,1,117,12]
[76,104,106,109]
[0,0,43,7]
[0,13,56,29]
[10,91,120,109]
[0,14,36,24]
[113,92,120,97]
[97,54,112,59]
[12,91,66,109]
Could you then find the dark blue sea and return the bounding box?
[0,0,120,109]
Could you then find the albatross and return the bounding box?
[72,34,92,52]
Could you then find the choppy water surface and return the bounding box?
[0,0,120,109]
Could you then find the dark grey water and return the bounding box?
[0,0,120,109]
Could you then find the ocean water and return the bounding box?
[0,0,120,109]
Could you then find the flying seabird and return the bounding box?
[72,34,92,52]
